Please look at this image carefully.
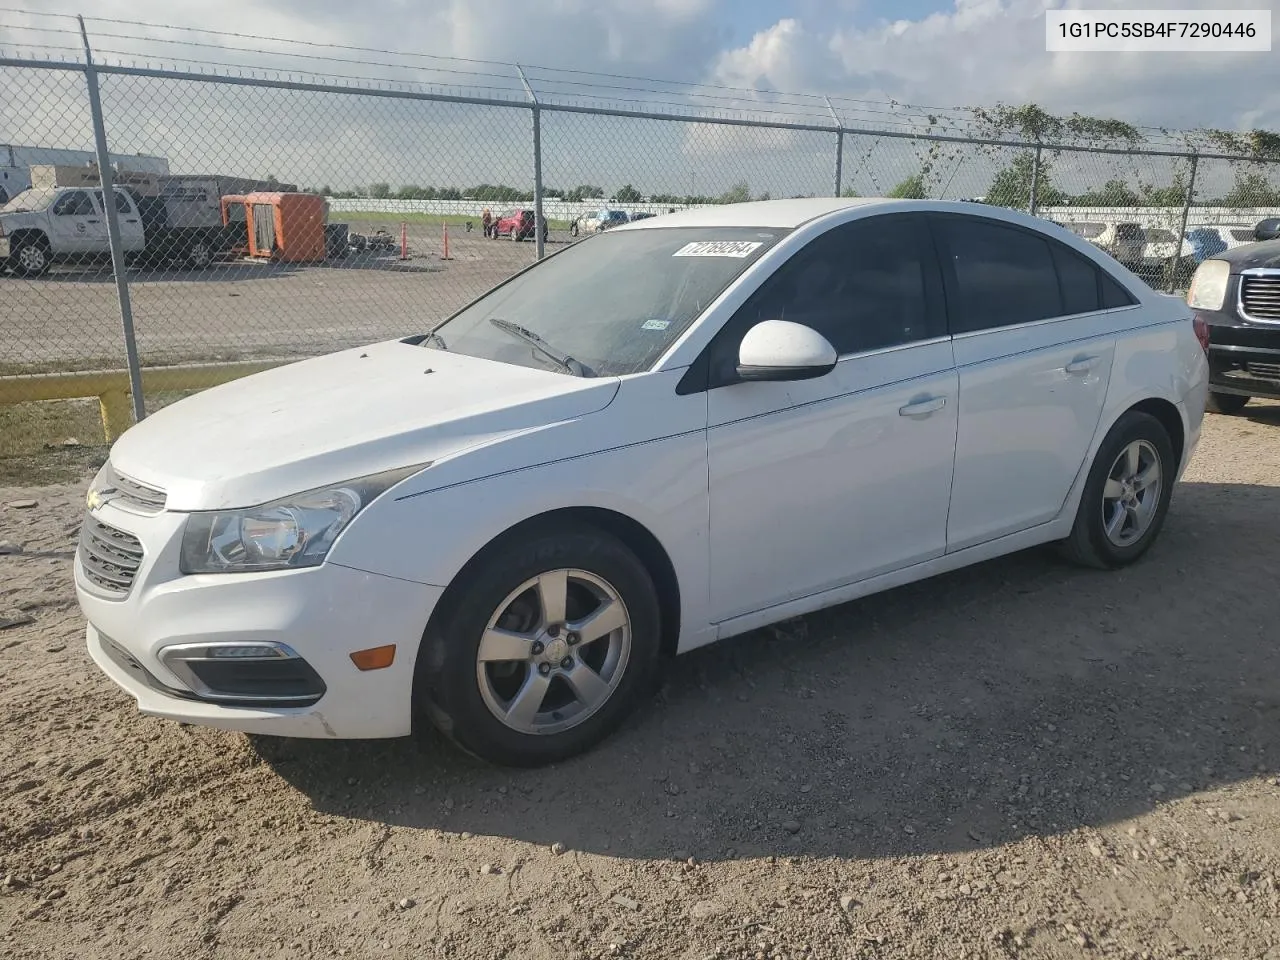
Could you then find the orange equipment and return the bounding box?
[220,194,250,257]
[242,191,327,263]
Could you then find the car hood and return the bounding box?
[108,339,620,511]
[1218,238,1280,271]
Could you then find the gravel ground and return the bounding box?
[1,404,1279,960]
[3,229,567,369]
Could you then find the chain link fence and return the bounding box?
[3,20,1280,482]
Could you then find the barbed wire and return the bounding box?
[0,12,1271,155]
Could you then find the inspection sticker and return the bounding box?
[672,240,763,258]
[641,318,671,330]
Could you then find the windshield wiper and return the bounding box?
[487,317,593,377]
[423,330,448,351]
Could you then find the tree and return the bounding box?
[565,184,605,202]
[1218,171,1280,207]
[717,181,751,204]
[1074,179,1140,207]
[886,174,927,199]
[615,183,643,204]
[984,151,1067,209]
[368,182,391,199]
[1139,174,1190,208]
[840,186,860,198]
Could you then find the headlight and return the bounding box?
[179,466,422,574]
[1187,259,1230,311]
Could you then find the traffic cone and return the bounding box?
[440,223,453,261]
[400,222,409,260]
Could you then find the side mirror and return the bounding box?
[1254,218,1280,242]
[737,319,838,382]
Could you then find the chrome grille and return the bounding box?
[97,462,167,513]
[78,516,144,597]
[1240,275,1280,322]
[1248,361,1280,382]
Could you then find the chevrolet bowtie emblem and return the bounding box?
[86,487,116,511]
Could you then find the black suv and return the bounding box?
[1188,217,1280,414]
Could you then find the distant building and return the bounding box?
[0,144,171,202]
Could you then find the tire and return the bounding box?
[510,227,519,241]
[1206,392,1249,415]
[186,240,212,269]
[11,238,51,278]
[415,523,662,767]
[1058,410,1176,570]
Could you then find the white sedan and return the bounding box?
[75,198,1209,767]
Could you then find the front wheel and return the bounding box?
[1206,392,1249,415]
[11,239,51,277]
[415,523,662,767]
[509,227,519,241]
[1058,410,1176,570]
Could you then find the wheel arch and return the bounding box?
[1127,396,1185,470]
[416,505,682,688]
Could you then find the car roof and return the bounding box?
[618,197,894,230]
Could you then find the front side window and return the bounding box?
[702,215,944,387]
[52,190,94,217]
[430,226,784,377]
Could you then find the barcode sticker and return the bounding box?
[672,240,763,258]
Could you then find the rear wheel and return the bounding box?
[186,240,212,269]
[415,523,661,767]
[1206,392,1249,415]
[1058,410,1176,570]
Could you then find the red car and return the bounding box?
[494,209,548,242]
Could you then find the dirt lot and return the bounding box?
[2,227,566,369]
[2,405,1280,960]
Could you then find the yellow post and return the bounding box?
[99,389,132,443]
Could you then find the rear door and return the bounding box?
[93,189,146,252]
[929,212,1130,552]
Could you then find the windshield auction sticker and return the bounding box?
[672,240,764,258]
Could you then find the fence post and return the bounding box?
[77,16,145,426]
[516,65,545,261]
[1028,143,1042,216]
[826,97,843,197]
[1166,153,1199,293]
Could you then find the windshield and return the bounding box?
[430,226,785,377]
[0,189,55,214]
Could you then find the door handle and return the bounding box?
[899,395,947,417]
[86,219,100,224]
[1065,355,1101,375]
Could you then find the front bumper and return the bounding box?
[75,500,443,739]
[1208,343,1280,400]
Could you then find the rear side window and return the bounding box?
[934,216,1063,332]
[1052,245,1101,315]
[1101,272,1137,309]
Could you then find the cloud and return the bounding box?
[711,0,1280,133]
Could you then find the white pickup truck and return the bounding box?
[0,184,236,277]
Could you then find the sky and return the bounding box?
[1,0,1279,202]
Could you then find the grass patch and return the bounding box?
[338,210,573,230]
[0,390,196,486]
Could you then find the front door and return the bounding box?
[929,213,1121,551]
[47,189,101,257]
[703,214,958,624]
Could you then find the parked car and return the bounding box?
[1186,216,1280,414]
[75,197,1207,768]
[494,209,547,242]
[575,209,630,236]
[1060,220,1147,272]
[628,212,656,222]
